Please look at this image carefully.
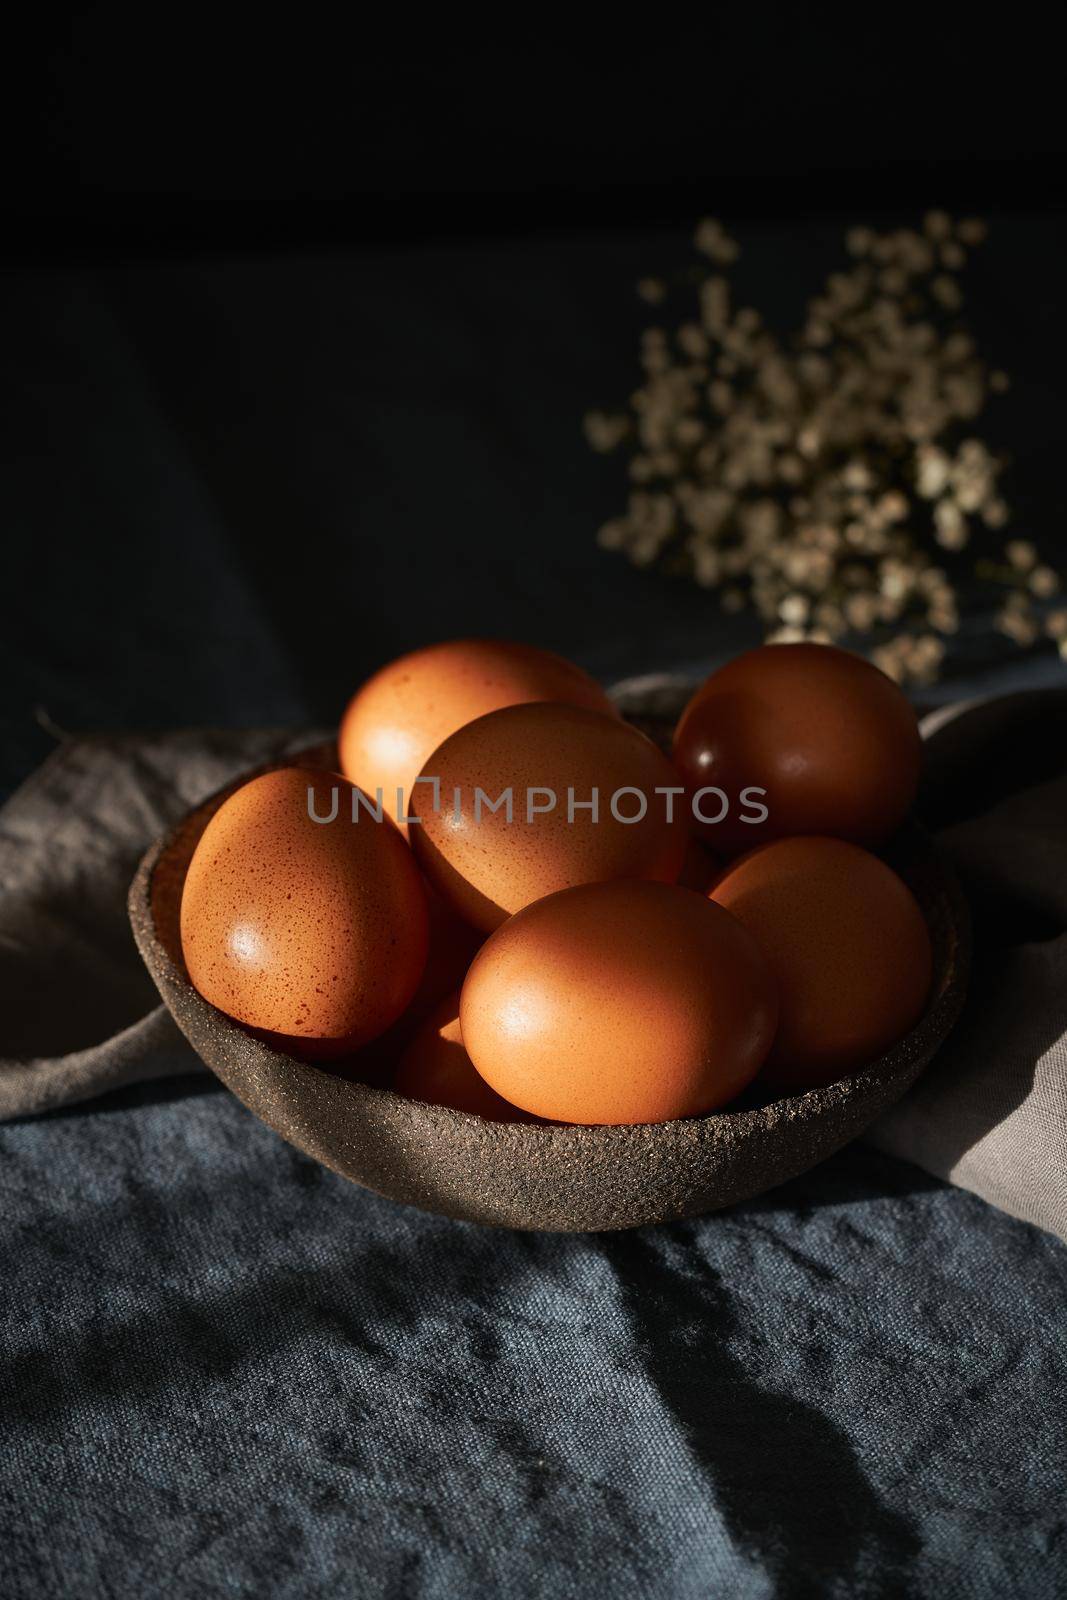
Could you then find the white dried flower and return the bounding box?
[934,500,969,550]
[997,605,1039,647]
[1030,566,1060,598]
[588,213,1062,684]
[931,276,962,310]
[924,211,953,241]
[778,593,810,626]
[694,218,740,264]
[584,411,629,452]
[916,445,950,498]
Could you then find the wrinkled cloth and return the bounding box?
[2,1080,1065,1598]
[0,728,322,1117]
[870,691,1067,1239]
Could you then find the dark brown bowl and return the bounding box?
[127,729,969,1232]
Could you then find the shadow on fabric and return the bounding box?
[600,1225,922,1599]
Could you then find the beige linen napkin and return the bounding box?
[868,691,1067,1237]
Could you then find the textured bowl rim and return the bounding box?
[127,737,971,1229]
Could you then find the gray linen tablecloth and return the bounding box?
[1,690,1066,1597]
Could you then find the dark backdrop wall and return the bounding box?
[2,15,1064,798]
[7,18,1066,256]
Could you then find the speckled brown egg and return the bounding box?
[394,992,528,1120]
[410,702,690,932]
[401,884,485,1028]
[673,642,922,853]
[180,767,429,1057]
[709,835,932,1090]
[351,884,485,1077]
[677,837,720,895]
[460,879,778,1124]
[339,639,617,831]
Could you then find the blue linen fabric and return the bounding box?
[2,1075,1065,1599]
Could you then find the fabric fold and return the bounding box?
[867,691,1067,1240]
[0,727,326,1118]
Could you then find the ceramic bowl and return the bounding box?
[128,716,968,1231]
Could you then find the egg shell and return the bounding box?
[394,992,529,1121]
[677,837,720,895]
[673,642,922,853]
[460,879,778,1125]
[709,835,932,1089]
[399,884,485,1027]
[348,884,485,1078]
[180,767,429,1056]
[410,702,690,932]
[339,638,617,831]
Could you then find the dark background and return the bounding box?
[7,19,1066,257]
[2,14,1065,797]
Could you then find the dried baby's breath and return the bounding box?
[587,215,1064,682]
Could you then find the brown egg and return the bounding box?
[404,885,485,1023]
[394,993,527,1120]
[410,702,690,932]
[180,767,429,1057]
[677,837,720,895]
[709,835,932,1090]
[351,884,485,1078]
[460,879,778,1124]
[673,642,922,853]
[339,639,617,831]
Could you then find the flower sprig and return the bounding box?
[586,214,1063,683]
